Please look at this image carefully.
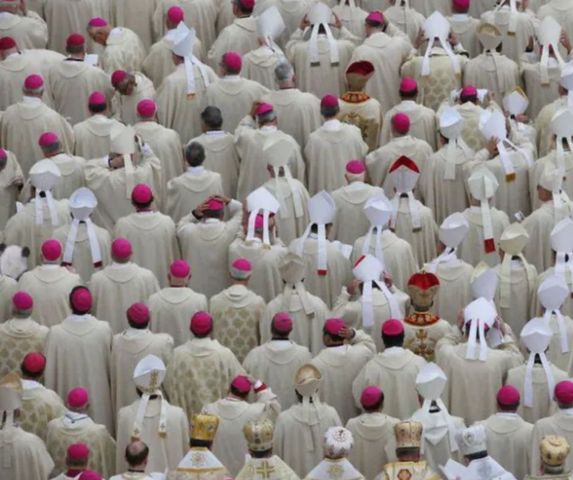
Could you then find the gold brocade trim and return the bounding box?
[341,91,371,103]
[404,313,440,327]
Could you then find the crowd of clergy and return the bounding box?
[6,0,573,478]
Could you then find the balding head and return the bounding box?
[125,441,149,469]
[275,61,295,88]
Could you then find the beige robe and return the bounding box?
[506,363,569,424]
[260,88,321,148]
[112,0,158,51]
[0,98,74,176]
[148,287,208,346]
[45,153,87,199]
[345,412,399,480]
[18,266,81,327]
[286,29,357,98]
[262,288,330,355]
[72,114,123,159]
[46,60,113,125]
[455,101,488,152]
[46,415,116,478]
[242,47,285,90]
[383,5,424,45]
[464,53,520,107]
[90,262,160,333]
[380,101,437,151]
[448,14,480,58]
[114,211,179,288]
[210,284,265,363]
[435,334,524,425]
[403,314,453,362]
[207,17,259,68]
[205,77,269,136]
[3,199,71,268]
[273,403,342,478]
[0,276,18,323]
[353,348,426,420]
[189,131,240,199]
[311,338,375,423]
[521,59,562,119]
[350,32,414,113]
[305,121,368,195]
[331,183,383,245]
[401,47,467,112]
[142,33,204,88]
[229,238,288,303]
[243,340,312,409]
[235,122,304,201]
[263,177,310,245]
[84,151,162,231]
[0,317,48,378]
[535,96,567,158]
[352,230,418,292]
[167,169,223,223]
[530,412,573,475]
[203,392,281,476]
[111,73,156,126]
[110,329,174,411]
[44,314,114,433]
[0,12,47,49]
[339,94,382,152]
[177,201,243,298]
[457,206,510,267]
[116,398,189,474]
[155,63,218,144]
[135,121,184,187]
[391,197,438,266]
[52,221,112,283]
[365,135,433,195]
[530,150,573,210]
[0,150,23,230]
[101,27,146,74]
[236,455,301,480]
[289,237,352,309]
[164,337,244,419]
[0,426,54,480]
[20,380,66,441]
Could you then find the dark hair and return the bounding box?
[365,19,383,28]
[88,102,107,114]
[397,447,419,457]
[382,331,404,348]
[460,93,478,104]
[69,286,90,315]
[234,0,253,15]
[125,442,149,467]
[400,89,418,99]
[271,324,290,339]
[363,395,384,413]
[132,197,153,210]
[185,142,205,167]
[190,438,212,448]
[66,44,85,55]
[230,385,249,399]
[20,362,43,380]
[497,401,519,412]
[466,451,488,461]
[127,317,149,330]
[201,106,223,130]
[323,328,344,344]
[251,449,272,458]
[40,140,61,156]
[320,105,339,119]
[310,223,332,234]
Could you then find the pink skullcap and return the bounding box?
[41,239,62,261]
[111,70,128,87]
[111,238,132,259]
[366,10,384,25]
[238,0,255,10]
[12,291,33,311]
[167,5,184,23]
[88,17,108,28]
[170,259,190,278]
[66,33,85,47]
[206,198,225,211]
[127,303,150,326]
[255,103,273,117]
[222,51,242,72]
[24,74,43,90]
[254,213,265,230]
[21,352,46,374]
[88,91,106,106]
[190,311,213,335]
[391,112,410,134]
[346,160,366,175]
[137,99,157,118]
[321,94,338,109]
[79,471,102,480]
[452,0,470,11]
[460,85,478,100]
[324,318,346,336]
[131,183,153,205]
[67,387,89,408]
[272,312,293,334]
[382,318,404,336]
[497,385,520,406]
[0,37,16,50]
[231,374,252,394]
[38,131,59,147]
[399,76,417,94]
[555,381,573,405]
[360,385,383,408]
[67,443,90,461]
[70,287,92,313]
[0,149,5,159]
[230,257,252,279]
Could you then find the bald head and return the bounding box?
[125,441,149,469]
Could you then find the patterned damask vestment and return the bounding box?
[0,318,49,378]
[404,312,452,362]
[382,461,441,480]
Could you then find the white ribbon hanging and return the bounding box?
[63,218,103,266]
[361,279,402,329]
[296,223,328,274]
[34,190,59,227]
[466,317,488,361]
[544,307,569,354]
[555,135,573,173]
[274,166,304,220]
[499,254,535,309]
[480,198,495,253]
[428,247,458,274]
[391,193,421,231]
[540,43,565,86]
[421,37,460,78]
[132,390,168,467]
[308,22,339,66]
[362,225,386,268]
[523,351,555,408]
[123,153,135,199]
[416,398,459,452]
[246,209,272,246]
[183,55,210,95]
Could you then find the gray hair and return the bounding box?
[275,61,294,82]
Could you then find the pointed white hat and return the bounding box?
[463,297,497,360]
[503,87,529,116]
[69,187,97,221]
[538,275,569,311]
[439,107,464,139]
[364,194,393,226]
[471,261,498,301]
[438,212,469,248]
[539,164,564,193]
[499,222,528,255]
[110,123,136,155]
[521,317,553,354]
[551,108,573,138]
[171,21,195,57]
[479,109,507,142]
[467,167,498,200]
[352,254,383,282]
[415,362,447,400]
[551,217,573,253]
[477,22,503,51]
[133,354,166,391]
[457,425,487,456]
[308,191,336,225]
[29,159,61,191]
[245,186,280,245]
[389,156,420,193]
[257,6,285,40]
